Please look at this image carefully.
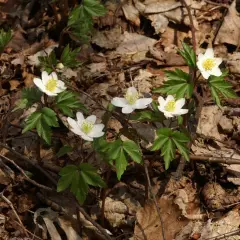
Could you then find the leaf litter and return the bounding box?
[0,0,240,239]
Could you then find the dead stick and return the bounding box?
[144,162,166,240]
[0,142,57,185]
[0,190,29,237]
[206,229,240,240]
[0,154,54,191]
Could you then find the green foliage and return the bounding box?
[38,51,57,73]
[60,45,81,68]
[153,69,193,99]
[57,163,106,204]
[55,90,87,117]
[0,29,12,52]
[208,71,238,106]
[130,111,163,122]
[13,88,42,112]
[56,145,73,158]
[68,0,106,42]
[151,128,190,169]
[179,42,196,68]
[23,107,59,144]
[94,138,142,180]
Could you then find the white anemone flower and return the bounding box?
[67,112,104,141]
[158,95,188,118]
[111,87,152,114]
[33,71,66,96]
[197,48,222,79]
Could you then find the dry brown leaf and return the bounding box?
[143,0,181,13]
[134,197,189,240]
[227,52,240,74]
[92,27,122,49]
[122,1,140,26]
[148,14,169,34]
[22,71,35,87]
[215,0,240,46]
[6,29,29,52]
[9,80,21,90]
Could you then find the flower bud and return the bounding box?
[56,62,64,70]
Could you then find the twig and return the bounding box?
[0,190,29,237]
[0,154,54,191]
[190,155,240,164]
[206,229,240,240]
[0,142,58,185]
[180,0,196,52]
[144,162,166,240]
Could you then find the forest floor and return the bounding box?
[0,0,240,239]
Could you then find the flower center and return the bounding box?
[81,120,93,134]
[202,58,216,71]
[164,100,176,112]
[45,79,57,92]
[125,92,139,105]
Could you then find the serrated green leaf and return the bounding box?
[123,140,142,163]
[179,42,196,67]
[56,145,73,158]
[56,91,87,117]
[115,149,128,180]
[83,0,107,16]
[129,111,162,122]
[12,99,28,112]
[153,69,193,99]
[209,74,238,106]
[152,128,190,169]
[107,139,122,159]
[22,108,59,144]
[60,45,81,68]
[57,163,105,204]
[38,51,57,73]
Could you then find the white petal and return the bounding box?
[158,105,165,113]
[127,86,138,95]
[111,97,128,108]
[76,112,84,125]
[176,98,185,109]
[44,90,58,96]
[158,96,165,106]
[166,95,175,102]
[67,117,83,136]
[89,124,104,138]
[122,106,134,114]
[50,72,58,81]
[54,87,66,94]
[86,115,96,124]
[197,53,204,62]
[197,60,204,72]
[81,133,93,141]
[134,98,152,109]
[42,71,50,85]
[174,109,188,116]
[214,58,222,66]
[163,111,174,118]
[33,78,45,92]
[205,48,214,58]
[201,70,210,79]
[211,67,222,77]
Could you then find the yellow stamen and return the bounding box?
[81,121,93,134]
[165,100,176,112]
[125,91,139,105]
[45,79,57,92]
[202,58,215,71]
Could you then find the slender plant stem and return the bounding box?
[144,162,166,240]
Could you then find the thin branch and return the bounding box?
[0,142,58,185]
[206,229,240,240]
[144,162,166,240]
[0,190,29,237]
[0,154,54,191]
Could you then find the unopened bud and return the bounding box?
[56,62,64,69]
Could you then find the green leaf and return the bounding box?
[153,69,193,99]
[115,149,128,180]
[178,42,196,67]
[60,45,81,68]
[209,74,238,106]
[130,111,162,122]
[57,163,106,204]
[123,140,142,163]
[22,107,59,144]
[83,0,107,16]
[38,51,57,73]
[0,29,12,52]
[56,145,73,158]
[107,139,122,159]
[152,128,190,169]
[56,91,87,117]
